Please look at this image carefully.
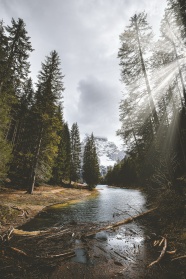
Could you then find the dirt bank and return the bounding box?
[0,184,94,233]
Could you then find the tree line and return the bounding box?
[105,0,186,199]
[0,18,99,193]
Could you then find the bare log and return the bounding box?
[83,208,156,238]
[13,229,47,236]
[148,237,167,268]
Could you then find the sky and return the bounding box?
[1,0,167,145]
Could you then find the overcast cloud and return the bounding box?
[1,0,167,145]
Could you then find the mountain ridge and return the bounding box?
[81,136,124,176]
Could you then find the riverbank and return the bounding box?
[0,184,94,233]
[1,185,185,279]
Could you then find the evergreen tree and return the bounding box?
[0,20,8,91]
[168,0,186,40]
[70,123,81,182]
[51,117,71,184]
[83,134,100,189]
[27,50,64,194]
[0,18,33,179]
[8,78,35,186]
[118,12,159,131]
[0,18,33,94]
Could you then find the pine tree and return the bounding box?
[51,116,71,185]
[70,123,81,183]
[0,18,33,179]
[0,18,33,177]
[0,18,33,94]
[83,134,100,189]
[167,0,186,40]
[8,78,35,186]
[27,50,64,194]
[118,12,159,131]
[0,20,8,91]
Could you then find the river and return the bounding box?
[22,185,146,230]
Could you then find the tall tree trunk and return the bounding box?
[27,126,43,194]
[128,114,141,156]
[170,87,186,168]
[134,15,159,131]
[165,16,186,106]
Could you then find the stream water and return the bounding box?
[22,185,146,230]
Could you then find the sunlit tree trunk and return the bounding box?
[133,15,159,130]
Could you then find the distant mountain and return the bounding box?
[81,136,125,176]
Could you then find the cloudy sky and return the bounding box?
[1,0,167,145]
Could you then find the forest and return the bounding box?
[0,0,185,223]
[0,19,99,193]
[105,0,186,209]
[0,0,186,278]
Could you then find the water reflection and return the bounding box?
[22,185,146,231]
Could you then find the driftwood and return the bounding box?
[83,208,156,238]
[148,237,167,268]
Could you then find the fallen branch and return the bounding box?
[11,206,22,211]
[166,250,176,255]
[83,208,156,238]
[11,206,29,218]
[153,240,160,247]
[7,227,14,241]
[159,237,165,246]
[13,229,47,236]
[148,237,167,268]
[9,246,28,257]
[37,250,75,259]
[171,255,186,261]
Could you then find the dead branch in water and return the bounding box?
[148,237,167,268]
[83,207,157,238]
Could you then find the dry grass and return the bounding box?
[0,184,93,232]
